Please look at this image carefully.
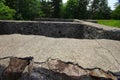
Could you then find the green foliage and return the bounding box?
[112,5,120,20]
[5,0,43,20]
[0,0,16,20]
[0,0,5,3]
[60,3,66,18]
[19,0,43,20]
[98,20,120,28]
[0,0,113,20]
[77,0,89,19]
[64,0,89,19]
[64,0,78,18]
[40,0,62,18]
[51,0,62,18]
[90,0,111,19]
[40,1,53,18]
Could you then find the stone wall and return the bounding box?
[34,18,74,22]
[0,20,120,40]
[0,21,84,38]
[83,25,120,40]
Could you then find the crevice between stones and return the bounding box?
[95,40,120,67]
[0,57,120,80]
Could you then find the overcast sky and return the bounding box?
[63,0,118,10]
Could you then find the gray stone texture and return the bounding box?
[0,20,120,73]
[0,20,120,40]
[0,34,120,72]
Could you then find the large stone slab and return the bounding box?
[0,34,120,72]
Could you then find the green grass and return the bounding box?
[98,20,120,28]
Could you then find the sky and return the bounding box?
[63,0,118,10]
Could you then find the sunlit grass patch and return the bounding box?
[98,20,120,28]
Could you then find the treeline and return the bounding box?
[0,0,120,20]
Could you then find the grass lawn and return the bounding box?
[98,20,120,28]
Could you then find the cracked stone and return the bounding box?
[0,57,119,80]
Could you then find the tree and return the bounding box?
[77,0,89,19]
[40,0,53,17]
[5,0,22,19]
[64,0,78,19]
[19,0,43,20]
[60,3,66,18]
[90,0,111,19]
[51,0,62,18]
[40,0,62,18]
[63,0,89,19]
[5,0,43,20]
[0,0,16,20]
[112,4,120,20]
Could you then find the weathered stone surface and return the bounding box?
[0,20,120,40]
[0,34,120,72]
[34,18,74,22]
[40,59,118,80]
[0,19,120,80]
[0,57,119,80]
[84,20,98,23]
[2,57,33,80]
[0,21,84,39]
